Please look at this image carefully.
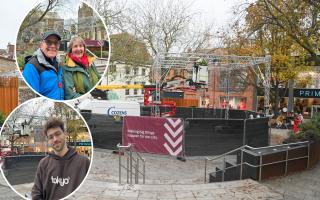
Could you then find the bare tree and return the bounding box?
[4,106,31,154]
[19,0,62,32]
[127,0,213,55]
[85,0,128,33]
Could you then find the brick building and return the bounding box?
[164,49,256,110]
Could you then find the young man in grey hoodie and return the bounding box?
[32,118,90,200]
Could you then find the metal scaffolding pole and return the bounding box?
[264,55,271,116]
[225,69,230,119]
[153,52,271,116]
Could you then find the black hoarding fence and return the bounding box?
[86,114,123,150]
[185,117,269,156]
[3,155,45,185]
[244,118,269,148]
[184,118,244,156]
[141,106,262,119]
[88,108,269,156]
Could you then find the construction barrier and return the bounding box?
[141,106,260,119]
[185,118,269,156]
[3,155,45,185]
[123,116,184,157]
[87,108,269,156]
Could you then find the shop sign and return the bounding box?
[68,142,92,146]
[294,89,320,98]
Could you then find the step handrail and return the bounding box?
[206,141,309,162]
[117,143,146,185]
[118,143,146,164]
[206,145,245,162]
[245,141,309,150]
[204,141,311,183]
[86,48,108,60]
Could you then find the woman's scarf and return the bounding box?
[68,53,89,69]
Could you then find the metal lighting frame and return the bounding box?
[152,52,271,118]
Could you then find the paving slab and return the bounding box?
[2,132,320,200]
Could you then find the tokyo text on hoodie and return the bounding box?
[32,147,90,200]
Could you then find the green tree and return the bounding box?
[0,111,6,124]
[247,0,320,64]
[225,1,312,115]
[48,103,86,148]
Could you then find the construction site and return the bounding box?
[66,52,316,197]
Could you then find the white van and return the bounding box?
[77,99,140,116]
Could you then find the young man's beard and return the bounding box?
[52,139,66,152]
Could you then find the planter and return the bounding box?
[283,139,320,168]
[309,140,320,166]
[242,142,315,181]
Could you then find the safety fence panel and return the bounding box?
[123,116,184,157]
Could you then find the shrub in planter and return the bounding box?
[288,130,305,141]
[283,114,320,162]
[301,114,320,141]
[299,114,320,161]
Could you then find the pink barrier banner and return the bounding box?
[123,116,184,156]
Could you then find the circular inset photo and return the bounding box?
[16,0,110,101]
[0,98,93,200]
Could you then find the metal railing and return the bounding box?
[86,49,108,73]
[117,143,146,185]
[204,141,310,183]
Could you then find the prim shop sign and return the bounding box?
[294,89,320,98]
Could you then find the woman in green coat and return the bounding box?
[64,36,101,100]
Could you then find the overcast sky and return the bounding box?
[0,0,244,48]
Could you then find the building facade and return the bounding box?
[102,62,151,102]
[100,33,152,103]
[78,3,106,40]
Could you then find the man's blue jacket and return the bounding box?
[23,49,64,100]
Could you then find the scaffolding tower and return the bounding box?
[152,52,271,118]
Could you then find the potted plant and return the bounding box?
[283,114,320,165]
[300,114,320,141]
[299,114,320,163]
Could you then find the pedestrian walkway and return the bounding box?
[68,179,283,200]
[88,148,236,184]
[262,162,320,200]
[1,135,320,200]
[0,175,21,199]
[67,148,320,200]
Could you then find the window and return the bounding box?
[47,20,54,29]
[134,68,139,76]
[142,68,146,76]
[219,70,246,92]
[125,81,130,95]
[141,82,145,94]
[134,82,138,95]
[126,67,131,75]
[125,89,130,95]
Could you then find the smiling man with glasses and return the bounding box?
[23,30,64,100]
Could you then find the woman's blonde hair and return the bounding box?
[68,36,86,53]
